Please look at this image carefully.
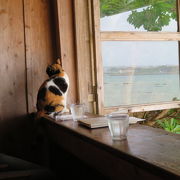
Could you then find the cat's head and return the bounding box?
[46,59,64,77]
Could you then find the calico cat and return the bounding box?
[36,59,69,119]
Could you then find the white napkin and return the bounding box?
[55,114,73,121]
[129,117,145,124]
[55,115,87,121]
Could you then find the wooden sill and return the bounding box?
[42,115,180,179]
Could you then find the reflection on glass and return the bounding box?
[100,0,177,32]
[102,41,180,107]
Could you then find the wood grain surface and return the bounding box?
[24,0,55,113]
[0,0,26,120]
[56,0,78,106]
[101,32,180,41]
[74,0,94,112]
[44,115,180,179]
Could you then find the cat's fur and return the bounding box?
[36,59,69,118]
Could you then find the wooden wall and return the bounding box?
[0,0,26,121]
[0,0,69,158]
[24,0,56,113]
[56,0,78,105]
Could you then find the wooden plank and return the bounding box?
[56,0,78,107]
[92,0,104,115]
[74,0,93,112]
[177,0,180,86]
[44,116,180,179]
[104,101,180,114]
[0,0,27,120]
[101,32,180,41]
[24,0,55,113]
[88,0,97,114]
[178,0,180,32]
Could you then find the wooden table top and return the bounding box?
[43,115,180,178]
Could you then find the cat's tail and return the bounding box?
[36,104,66,121]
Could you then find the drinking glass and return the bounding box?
[70,104,85,121]
[107,113,129,140]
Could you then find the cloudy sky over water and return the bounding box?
[101,9,179,67]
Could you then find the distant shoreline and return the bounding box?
[104,72,179,76]
[104,65,179,76]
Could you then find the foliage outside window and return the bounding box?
[100,0,177,31]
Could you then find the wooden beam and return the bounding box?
[101,32,180,41]
[104,101,180,114]
[74,0,94,112]
[92,0,104,115]
[177,0,180,32]
[56,0,78,106]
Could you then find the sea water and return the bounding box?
[104,74,180,107]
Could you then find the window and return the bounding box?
[92,0,180,114]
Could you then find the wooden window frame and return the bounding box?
[92,0,180,115]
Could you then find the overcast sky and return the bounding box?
[101,9,178,67]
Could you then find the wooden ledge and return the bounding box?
[42,115,180,179]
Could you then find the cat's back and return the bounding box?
[51,74,69,94]
[36,75,69,111]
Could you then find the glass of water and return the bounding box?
[70,104,85,121]
[107,113,129,141]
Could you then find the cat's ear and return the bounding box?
[56,58,61,65]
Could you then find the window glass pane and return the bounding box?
[102,41,180,107]
[100,0,178,32]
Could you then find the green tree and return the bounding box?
[100,0,177,31]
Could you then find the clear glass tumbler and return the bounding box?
[70,104,85,121]
[107,113,129,140]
